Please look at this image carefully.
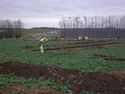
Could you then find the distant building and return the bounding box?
[42,31,61,36]
[60,28,125,40]
[23,31,61,40]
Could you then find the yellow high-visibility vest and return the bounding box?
[40,37,48,42]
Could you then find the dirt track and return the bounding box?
[0,61,125,94]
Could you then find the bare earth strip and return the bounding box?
[0,61,125,94]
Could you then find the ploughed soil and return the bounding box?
[94,54,125,62]
[0,85,62,94]
[1,61,125,94]
[30,42,121,52]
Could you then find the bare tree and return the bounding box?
[0,19,24,39]
[59,15,125,29]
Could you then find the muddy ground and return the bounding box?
[0,61,125,94]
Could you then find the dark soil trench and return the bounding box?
[94,54,125,61]
[29,42,121,52]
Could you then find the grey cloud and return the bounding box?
[0,0,125,28]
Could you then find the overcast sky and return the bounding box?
[1,0,125,28]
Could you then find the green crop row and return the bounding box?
[0,39,125,72]
[0,74,71,94]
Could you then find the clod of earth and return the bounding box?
[0,61,125,94]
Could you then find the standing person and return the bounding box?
[39,36,48,53]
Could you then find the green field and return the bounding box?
[0,39,125,72]
[0,39,125,94]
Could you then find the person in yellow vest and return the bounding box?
[39,36,48,53]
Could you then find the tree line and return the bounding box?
[0,19,24,38]
[59,15,125,29]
